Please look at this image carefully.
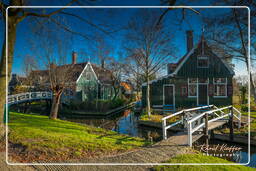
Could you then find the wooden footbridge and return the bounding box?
[8,92,52,105]
[7,91,69,105]
[162,105,242,147]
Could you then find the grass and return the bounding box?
[219,118,256,138]
[153,153,255,171]
[242,111,256,118]
[8,112,149,162]
[140,113,179,125]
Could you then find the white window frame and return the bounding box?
[197,56,209,68]
[188,78,197,98]
[213,77,227,98]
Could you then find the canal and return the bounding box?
[66,108,256,168]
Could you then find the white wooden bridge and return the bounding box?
[7,91,52,105]
[162,105,242,147]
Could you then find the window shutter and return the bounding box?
[208,84,214,96]
[181,85,188,97]
[227,85,233,96]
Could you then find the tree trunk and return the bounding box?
[146,76,151,118]
[0,17,17,137]
[49,92,62,120]
[250,72,256,104]
[112,86,119,101]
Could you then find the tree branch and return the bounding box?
[49,17,90,40]
[59,11,112,35]
[156,4,200,27]
[0,2,6,19]
[20,0,78,20]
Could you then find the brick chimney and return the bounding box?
[167,63,177,74]
[72,51,77,64]
[186,30,193,53]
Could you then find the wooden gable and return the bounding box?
[174,40,234,78]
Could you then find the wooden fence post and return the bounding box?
[204,113,209,146]
[181,111,185,128]
[188,122,192,147]
[229,106,234,141]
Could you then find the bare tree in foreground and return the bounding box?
[205,1,256,103]
[0,0,113,136]
[125,9,175,118]
[28,19,77,119]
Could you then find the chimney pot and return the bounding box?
[72,51,77,64]
[186,30,193,53]
[167,63,177,74]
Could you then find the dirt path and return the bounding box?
[5,140,191,171]
[0,152,34,171]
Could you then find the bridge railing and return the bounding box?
[161,105,214,140]
[187,105,241,147]
[8,91,52,105]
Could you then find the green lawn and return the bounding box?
[8,112,149,162]
[153,153,255,171]
[242,112,256,118]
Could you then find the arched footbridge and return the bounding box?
[7,92,52,105]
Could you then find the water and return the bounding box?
[66,109,163,142]
[66,108,256,167]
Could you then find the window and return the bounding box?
[197,56,209,68]
[213,78,227,97]
[188,78,197,97]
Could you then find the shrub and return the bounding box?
[241,104,248,112]
[251,103,256,112]
[110,98,126,109]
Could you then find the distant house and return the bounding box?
[142,30,235,111]
[121,82,133,95]
[8,74,28,95]
[27,52,117,102]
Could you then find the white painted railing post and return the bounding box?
[238,108,241,129]
[162,119,167,140]
[188,122,192,147]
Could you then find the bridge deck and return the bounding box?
[164,120,228,145]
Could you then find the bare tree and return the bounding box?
[0,0,115,135]
[107,58,126,100]
[92,35,113,68]
[28,19,77,119]
[123,57,143,98]
[204,2,256,103]
[124,9,175,117]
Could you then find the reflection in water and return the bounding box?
[66,109,163,142]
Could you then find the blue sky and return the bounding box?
[0,0,249,76]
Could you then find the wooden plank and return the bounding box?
[208,120,227,130]
[164,131,204,146]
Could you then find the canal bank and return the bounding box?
[66,108,256,168]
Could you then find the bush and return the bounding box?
[251,102,256,112]
[110,98,126,109]
[67,97,129,112]
[241,104,248,112]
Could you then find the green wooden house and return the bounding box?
[28,52,116,102]
[142,31,235,111]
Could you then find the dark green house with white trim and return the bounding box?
[142,31,235,111]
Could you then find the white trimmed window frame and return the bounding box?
[188,78,197,98]
[197,56,209,68]
[213,77,227,98]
